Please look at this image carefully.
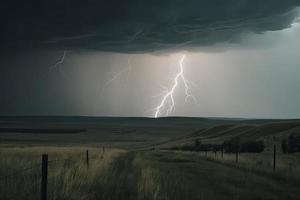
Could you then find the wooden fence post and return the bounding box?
[221,148,224,160]
[86,150,89,168]
[273,144,276,171]
[41,154,48,200]
[235,151,239,163]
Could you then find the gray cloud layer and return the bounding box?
[2,0,300,53]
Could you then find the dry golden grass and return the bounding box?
[1,146,300,200]
[0,146,124,200]
[174,150,300,180]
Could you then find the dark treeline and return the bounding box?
[0,128,85,134]
[170,137,265,153]
[282,132,300,153]
[170,132,300,154]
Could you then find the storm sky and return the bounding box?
[0,0,300,118]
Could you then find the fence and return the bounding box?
[198,144,278,171]
[0,147,107,200]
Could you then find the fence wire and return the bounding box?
[0,156,78,181]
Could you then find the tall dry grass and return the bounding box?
[133,152,191,200]
[182,150,300,181]
[0,146,124,200]
[1,147,300,200]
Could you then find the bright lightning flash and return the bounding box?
[154,54,197,118]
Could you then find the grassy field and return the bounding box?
[1,146,300,200]
[132,151,300,200]
[1,117,300,199]
[0,146,124,200]
[155,121,300,149]
[1,116,294,148]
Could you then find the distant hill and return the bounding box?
[0,116,299,148]
[156,121,300,149]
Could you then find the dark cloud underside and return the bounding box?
[1,0,300,53]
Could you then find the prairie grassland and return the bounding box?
[133,151,300,200]
[189,150,300,181]
[0,146,124,200]
[1,147,300,200]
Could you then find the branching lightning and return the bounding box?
[100,57,133,95]
[97,54,197,117]
[154,54,197,118]
[49,51,67,71]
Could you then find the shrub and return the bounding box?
[223,137,240,153]
[181,145,194,151]
[281,139,288,154]
[170,146,180,151]
[194,139,201,148]
[223,138,264,153]
[240,141,265,153]
[287,132,300,153]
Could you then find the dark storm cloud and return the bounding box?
[2,0,300,53]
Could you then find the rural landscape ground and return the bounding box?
[1,116,300,200]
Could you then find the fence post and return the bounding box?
[214,151,217,159]
[41,154,48,200]
[86,150,89,168]
[205,150,207,157]
[235,151,239,164]
[221,148,224,160]
[273,144,276,171]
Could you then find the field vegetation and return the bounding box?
[1,117,300,199]
[1,146,300,200]
[0,146,123,200]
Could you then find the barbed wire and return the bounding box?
[0,157,78,181]
[0,163,41,181]
[0,154,93,182]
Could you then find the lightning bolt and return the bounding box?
[100,57,133,95]
[49,51,67,71]
[154,54,197,118]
